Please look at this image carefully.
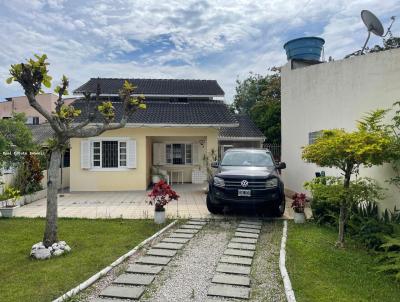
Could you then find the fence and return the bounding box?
[264,143,281,161]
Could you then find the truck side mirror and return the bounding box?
[211,161,219,168]
[277,162,286,169]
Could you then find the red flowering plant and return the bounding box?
[291,193,307,213]
[147,180,179,212]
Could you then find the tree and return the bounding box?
[302,111,393,247]
[7,54,146,248]
[0,113,34,169]
[231,70,281,143]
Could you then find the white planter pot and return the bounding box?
[154,210,166,224]
[294,212,306,224]
[0,206,19,218]
[0,184,4,195]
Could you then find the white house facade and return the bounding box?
[281,48,400,211]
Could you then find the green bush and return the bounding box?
[376,236,400,281]
[13,154,43,195]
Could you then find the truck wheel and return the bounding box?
[206,194,223,214]
[273,197,286,217]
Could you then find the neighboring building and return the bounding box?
[69,78,239,191]
[218,114,265,159]
[281,48,400,211]
[0,93,75,124]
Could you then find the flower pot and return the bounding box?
[0,206,19,218]
[152,175,161,184]
[154,209,166,224]
[294,212,306,224]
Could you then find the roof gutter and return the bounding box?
[79,123,239,128]
[73,93,224,99]
[218,136,266,141]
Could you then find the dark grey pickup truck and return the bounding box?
[206,148,286,216]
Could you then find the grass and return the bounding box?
[286,222,400,302]
[0,217,169,302]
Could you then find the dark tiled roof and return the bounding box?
[219,114,265,139]
[28,124,55,144]
[73,78,225,96]
[72,99,237,126]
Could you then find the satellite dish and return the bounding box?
[360,10,396,54]
[361,10,384,36]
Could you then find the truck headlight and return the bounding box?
[265,178,278,188]
[213,176,225,187]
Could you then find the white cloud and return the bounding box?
[0,0,399,102]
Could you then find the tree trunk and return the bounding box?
[337,169,351,248]
[43,149,61,247]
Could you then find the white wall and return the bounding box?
[281,49,400,211]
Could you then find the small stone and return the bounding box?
[52,243,59,249]
[59,241,66,246]
[32,248,51,260]
[53,249,64,256]
[64,245,71,252]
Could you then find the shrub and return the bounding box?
[13,154,43,195]
[376,236,400,281]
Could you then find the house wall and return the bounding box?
[69,127,218,191]
[281,48,400,211]
[0,93,75,123]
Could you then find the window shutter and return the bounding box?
[192,143,200,165]
[127,140,137,168]
[81,140,91,169]
[153,143,166,165]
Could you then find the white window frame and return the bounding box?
[165,142,194,166]
[89,137,130,171]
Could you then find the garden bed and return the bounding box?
[0,218,168,302]
[0,189,47,207]
[286,222,400,302]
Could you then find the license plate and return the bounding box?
[238,189,251,197]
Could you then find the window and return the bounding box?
[32,117,39,125]
[309,131,323,145]
[92,140,127,168]
[166,143,193,165]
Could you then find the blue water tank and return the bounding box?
[283,37,325,61]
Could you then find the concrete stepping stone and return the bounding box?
[220,255,252,266]
[227,242,256,251]
[113,274,155,285]
[236,227,260,234]
[169,233,195,239]
[162,237,190,244]
[136,256,171,265]
[208,284,250,299]
[212,273,251,286]
[187,221,207,225]
[147,248,177,257]
[224,249,254,258]
[216,263,251,275]
[240,220,262,225]
[175,229,198,234]
[126,264,163,275]
[238,223,262,230]
[153,242,184,250]
[100,285,145,300]
[180,224,203,230]
[235,232,259,239]
[231,237,258,244]
[93,299,128,302]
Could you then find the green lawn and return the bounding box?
[0,218,168,302]
[286,222,400,302]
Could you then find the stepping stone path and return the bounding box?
[207,219,262,300]
[98,219,207,300]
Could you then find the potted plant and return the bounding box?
[0,187,21,218]
[291,192,307,223]
[147,180,179,224]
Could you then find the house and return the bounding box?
[0,93,75,124]
[68,78,243,191]
[281,48,400,211]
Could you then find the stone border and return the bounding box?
[279,220,296,302]
[0,189,47,208]
[52,220,178,302]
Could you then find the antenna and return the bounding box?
[360,10,396,54]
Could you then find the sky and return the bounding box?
[0,0,399,103]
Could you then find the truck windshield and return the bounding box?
[221,151,274,167]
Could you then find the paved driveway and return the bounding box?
[13,184,308,219]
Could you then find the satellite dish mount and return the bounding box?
[360,10,396,54]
